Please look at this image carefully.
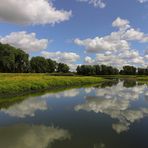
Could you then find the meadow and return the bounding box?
[0,73,104,97]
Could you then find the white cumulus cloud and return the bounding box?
[77,0,106,8]
[74,37,130,52]
[75,17,148,67]
[41,51,80,71]
[112,17,130,30]
[0,31,49,53]
[0,0,72,25]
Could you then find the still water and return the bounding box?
[0,80,148,148]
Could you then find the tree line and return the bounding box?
[0,43,148,75]
[0,43,69,73]
[77,65,119,75]
[77,65,148,75]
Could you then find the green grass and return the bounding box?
[0,73,104,97]
[136,76,148,84]
[0,73,147,98]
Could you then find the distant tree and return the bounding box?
[94,65,101,75]
[76,65,95,75]
[57,63,70,73]
[100,65,108,75]
[76,64,119,75]
[0,43,29,73]
[100,65,119,75]
[30,56,48,73]
[119,70,124,75]
[137,68,146,75]
[78,65,86,75]
[46,59,57,73]
[0,43,147,75]
[83,65,95,75]
[122,66,136,75]
[145,67,148,75]
[111,67,119,75]
[76,66,82,75]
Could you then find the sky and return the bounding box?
[0,0,148,71]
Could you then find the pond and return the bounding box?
[0,80,148,148]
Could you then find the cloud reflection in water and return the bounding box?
[0,124,70,148]
[1,88,80,118]
[75,82,148,133]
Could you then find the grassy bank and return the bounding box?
[136,76,148,84]
[0,73,104,97]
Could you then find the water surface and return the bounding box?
[0,80,148,148]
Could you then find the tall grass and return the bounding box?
[0,73,104,97]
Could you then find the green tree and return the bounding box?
[84,65,95,75]
[76,66,82,75]
[0,43,29,73]
[46,59,57,73]
[30,56,48,73]
[94,65,101,75]
[76,65,94,75]
[57,63,70,73]
[137,68,146,75]
[100,65,108,75]
[122,66,136,75]
[76,64,119,75]
[14,49,29,72]
[145,67,148,75]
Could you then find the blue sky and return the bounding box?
[0,0,148,70]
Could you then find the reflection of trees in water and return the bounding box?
[98,78,142,89]
[0,124,70,148]
[95,80,119,88]
[75,82,148,134]
[123,80,137,88]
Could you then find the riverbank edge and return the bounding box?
[0,74,147,98]
[100,75,148,84]
[0,74,105,98]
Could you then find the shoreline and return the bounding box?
[0,74,105,98]
[0,74,147,98]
